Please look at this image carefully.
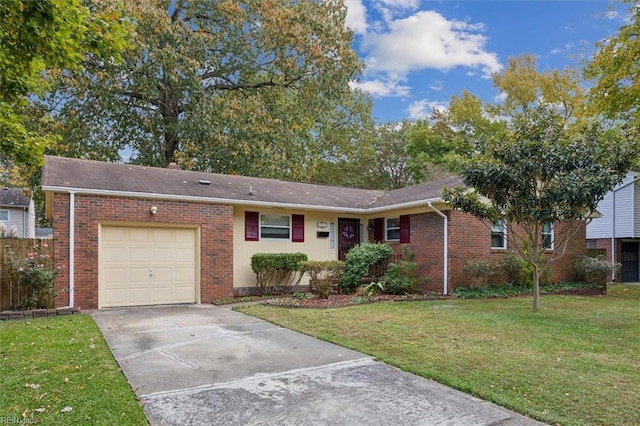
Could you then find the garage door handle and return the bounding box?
[149,269,154,278]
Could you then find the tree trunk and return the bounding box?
[161,104,180,166]
[532,264,540,311]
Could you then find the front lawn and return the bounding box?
[0,314,147,425]
[238,285,640,426]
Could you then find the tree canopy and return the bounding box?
[443,55,635,311]
[0,0,130,168]
[43,0,370,180]
[585,0,640,129]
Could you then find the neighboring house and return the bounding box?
[586,171,640,282]
[41,156,586,309]
[0,187,35,238]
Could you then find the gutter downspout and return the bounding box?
[428,202,448,295]
[610,175,640,281]
[68,192,75,307]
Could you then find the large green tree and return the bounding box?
[407,91,501,181]
[366,121,414,190]
[43,0,368,180]
[585,0,640,130]
[443,55,634,311]
[0,0,129,169]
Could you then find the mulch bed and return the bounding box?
[0,307,81,321]
[253,286,606,309]
[262,293,441,308]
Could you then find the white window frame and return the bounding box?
[0,210,8,221]
[260,214,291,240]
[385,217,400,241]
[542,222,554,250]
[491,219,507,249]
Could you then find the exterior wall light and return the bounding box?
[150,206,158,215]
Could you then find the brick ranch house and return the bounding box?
[41,156,586,309]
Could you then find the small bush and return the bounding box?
[300,260,345,298]
[251,252,308,295]
[498,251,525,284]
[462,259,497,286]
[573,255,618,286]
[380,260,418,294]
[4,243,62,309]
[362,281,385,296]
[341,243,393,293]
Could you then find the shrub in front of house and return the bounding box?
[496,251,551,286]
[380,260,418,294]
[573,255,618,287]
[251,252,308,295]
[300,260,345,299]
[462,259,498,286]
[4,242,63,309]
[341,243,393,293]
[497,251,525,284]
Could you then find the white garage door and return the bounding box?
[100,226,197,308]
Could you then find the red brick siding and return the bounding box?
[386,212,445,293]
[52,193,234,309]
[386,210,586,293]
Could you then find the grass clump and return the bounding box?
[0,315,146,425]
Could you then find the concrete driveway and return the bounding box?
[91,304,544,426]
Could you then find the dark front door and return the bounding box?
[338,218,360,261]
[621,242,640,282]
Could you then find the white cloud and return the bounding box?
[494,92,507,103]
[429,80,444,91]
[550,42,574,55]
[344,0,368,35]
[361,11,502,80]
[406,99,449,120]
[350,79,411,97]
[373,0,421,23]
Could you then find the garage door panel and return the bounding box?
[152,247,173,263]
[102,288,126,306]
[173,248,195,262]
[128,267,151,283]
[100,226,197,308]
[128,228,152,241]
[128,247,151,263]
[174,267,195,279]
[103,247,126,262]
[128,288,151,304]
[103,268,125,284]
[103,227,126,242]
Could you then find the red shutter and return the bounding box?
[292,214,304,242]
[400,215,410,243]
[245,211,259,241]
[374,218,384,242]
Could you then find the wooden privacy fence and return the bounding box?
[0,239,54,311]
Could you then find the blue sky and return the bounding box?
[344,0,628,123]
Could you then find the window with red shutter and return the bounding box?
[245,211,259,241]
[292,214,304,242]
[400,215,410,243]
[374,218,384,242]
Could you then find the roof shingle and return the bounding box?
[42,156,462,211]
[0,187,30,207]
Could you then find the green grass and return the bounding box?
[0,314,147,425]
[238,285,640,426]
